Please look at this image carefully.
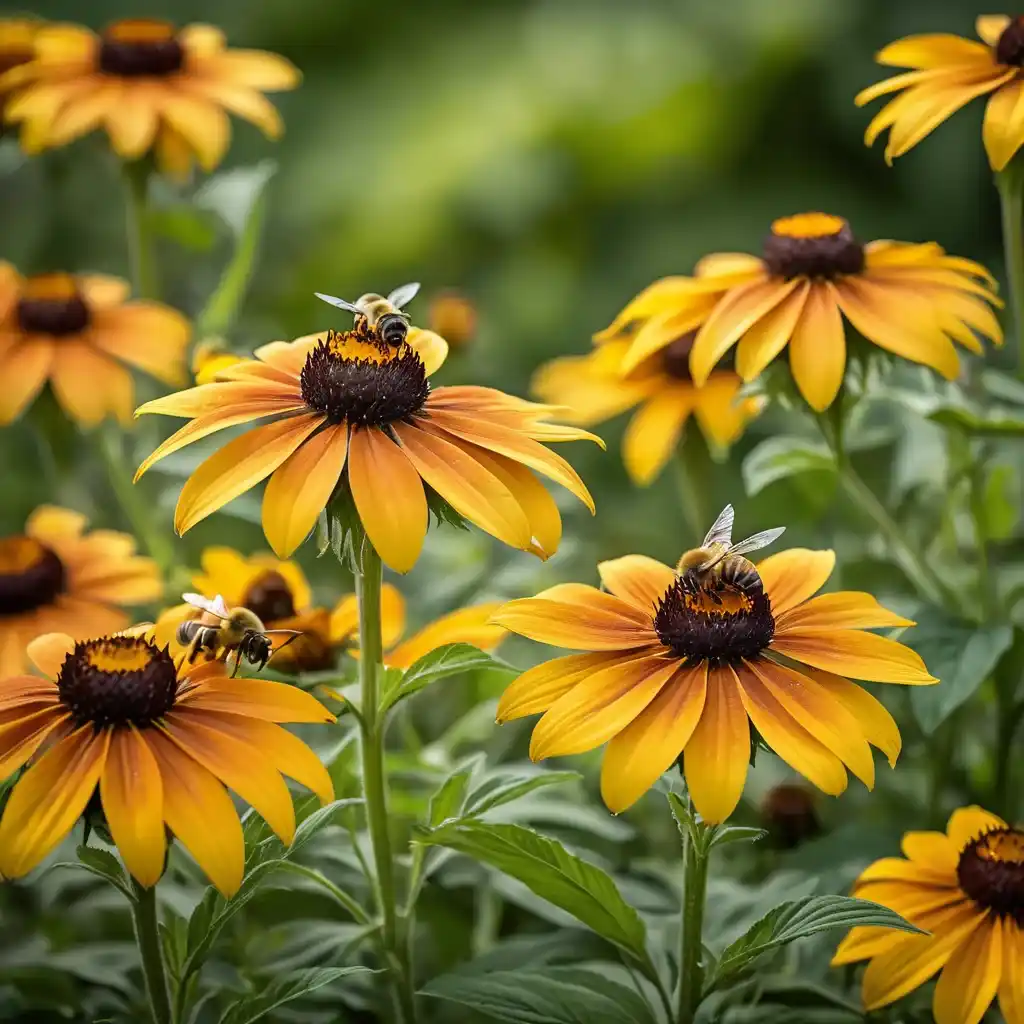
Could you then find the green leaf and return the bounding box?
[741,437,835,497]
[982,464,1018,540]
[421,967,657,1024]
[928,406,1024,436]
[905,611,1013,733]
[384,643,516,712]
[429,767,474,827]
[706,895,923,992]
[709,826,768,849]
[216,966,372,1024]
[67,845,131,898]
[147,207,218,250]
[289,798,363,855]
[465,769,580,817]
[415,820,649,964]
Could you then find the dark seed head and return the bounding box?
[99,19,184,77]
[57,637,179,728]
[996,17,1024,67]
[762,213,865,281]
[762,783,821,849]
[661,331,697,382]
[957,828,1024,925]
[16,274,90,336]
[0,538,66,616]
[242,571,297,624]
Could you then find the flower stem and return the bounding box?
[675,811,709,1024]
[123,160,158,300]
[130,880,172,1024]
[674,432,710,546]
[355,539,417,1024]
[997,165,1024,379]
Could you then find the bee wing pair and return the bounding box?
[696,504,786,572]
[314,282,421,316]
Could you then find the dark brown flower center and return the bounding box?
[762,783,821,849]
[957,828,1024,925]
[300,330,430,427]
[996,17,1024,67]
[0,537,65,615]
[0,21,34,78]
[273,630,335,673]
[99,19,183,77]
[654,576,775,664]
[57,637,179,728]
[15,274,90,336]
[661,331,697,382]
[762,213,865,281]
[242,571,297,624]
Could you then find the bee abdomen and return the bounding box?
[376,313,408,347]
[176,620,201,646]
[720,559,764,594]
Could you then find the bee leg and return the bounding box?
[230,651,242,678]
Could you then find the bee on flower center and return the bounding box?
[315,282,421,349]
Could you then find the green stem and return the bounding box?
[355,539,417,1024]
[130,881,172,1024]
[997,166,1024,379]
[675,814,710,1024]
[123,160,158,300]
[99,425,175,576]
[674,433,710,546]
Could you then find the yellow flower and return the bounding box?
[0,19,37,121]
[428,290,477,350]
[0,263,189,426]
[533,333,761,486]
[494,544,935,823]
[135,325,599,573]
[623,214,1002,411]
[0,630,333,895]
[0,506,161,678]
[0,19,299,176]
[833,805,1024,1024]
[857,16,1024,170]
[191,338,243,385]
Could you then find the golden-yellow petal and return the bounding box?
[25,632,75,680]
[998,915,1024,1024]
[184,677,335,723]
[776,591,914,631]
[597,555,675,615]
[947,805,1008,850]
[771,628,936,685]
[787,283,846,411]
[622,385,694,487]
[932,918,1002,1024]
[385,603,505,670]
[756,548,835,615]
[734,280,809,380]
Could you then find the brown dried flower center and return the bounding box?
[762,213,865,280]
[957,828,1024,924]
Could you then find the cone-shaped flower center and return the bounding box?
[242,571,296,623]
[957,828,1024,924]
[762,213,865,281]
[661,331,698,382]
[654,576,775,664]
[99,19,184,77]
[996,17,1024,67]
[16,274,90,336]
[0,537,65,615]
[57,637,179,728]
[300,330,430,426]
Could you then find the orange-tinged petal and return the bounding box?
[26,632,74,680]
[50,343,133,426]
[808,670,902,767]
[262,423,348,558]
[0,339,53,424]
[771,629,937,684]
[99,727,165,888]
[145,729,244,897]
[618,300,719,374]
[184,676,334,723]
[174,413,322,534]
[998,915,1024,1024]
[683,664,749,823]
[347,427,428,574]
[757,548,835,614]
[385,603,505,670]
[91,303,191,385]
[0,705,71,780]
[529,653,680,760]
[788,283,846,411]
[597,555,675,615]
[947,805,1007,850]
[933,918,1002,1024]
[902,831,960,874]
[600,663,707,813]
[776,591,914,631]
[622,385,694,486]
[734,280,809,380]
[0,726,109,879]
[162,710,296,844]
[136,378,297,419]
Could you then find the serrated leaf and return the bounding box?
[290,798,363,855]
[429,768,473,827]
[415,820,649,965]
[421,967,657,1024]
[706,895,923,992]
[742,437,835,497]
[384,643,516,712]
[70,845,131,898]
[216,966,372,1024]
[465,769,580,817]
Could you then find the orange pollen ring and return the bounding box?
[762,213,865,280]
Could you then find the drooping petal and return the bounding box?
[756,549,835,614]
[159,90,231,171]
[600,663,707,813]
[0,339,53,424]
[597,555,675,615]
[808,669,902,767]
[734,280,809,380]
[947,805,1007,850]
[183,676,335,723]
[933,918,1002,1024]
[787,283,847,411]
[50,343,134,426]
[692,373,760,449]
[998,916,1024,1024]
[347,427,428,574]
[621,385,694,486]
[770,629,937,684]
[983,80,1024,171]
[0,705,72,780]
[385,603,505,669]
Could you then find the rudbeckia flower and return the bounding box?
[857,16,1024,171]
[833,805,1024,1024]
[494,536,935,822]
[634,214,1002,411]
[0,506,161,677]
[428,291,477,351]
[0,630,333,896]
[135,324,598,573]
[0,19,299,176]
[0,263,189,426]
[532,332,761,486]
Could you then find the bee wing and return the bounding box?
[701,504,734,549]
[727,527,786,557]
[314,292,362,314]
[386,282,420,310]
[182,592,230,619]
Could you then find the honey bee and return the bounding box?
[677,504,785,604]
[176,594,302,677]
[314,282,421,347]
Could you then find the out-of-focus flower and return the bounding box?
[0,19,299,176]
[833,804,1024,1024]
[191,338,243,385]
[533,332,760,486]
[0,506,161,678]
[0,19,37,123]
[0,630,332,894]
[428,290,477,350]
[0,263,189,426]
[135,325,599,572]
[614,215,1001,412]
[495,538,934,823]
[761,782,821,849]
[857,16,1024,170]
